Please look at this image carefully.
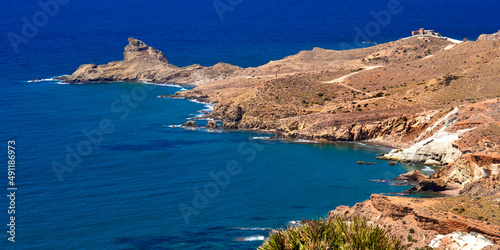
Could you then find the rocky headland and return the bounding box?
[57,37,244,84]
[62,30,500,248]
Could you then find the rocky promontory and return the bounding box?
[57,38,244,84]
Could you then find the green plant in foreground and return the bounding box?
[259,216,404,250]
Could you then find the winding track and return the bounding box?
[322,65,383,97]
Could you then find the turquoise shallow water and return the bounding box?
[1,0,499,248]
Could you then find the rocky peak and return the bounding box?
[123,37,169,64]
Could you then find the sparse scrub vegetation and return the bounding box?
[259,217,404,250]
[439,74,461,86]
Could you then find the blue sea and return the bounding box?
[1,0,499,249]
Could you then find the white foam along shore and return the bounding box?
[234,227,272,231]
[140,81,189,91]
[187,99,215,120]
[421,166,435,173]
[237,235,265,241]
[251,136,275,140]
[27,75,68,84]
[156,83,188,91]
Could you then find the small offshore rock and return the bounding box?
[394,170,426,182]
[388,161,398,165]
[205,121,218,129]
[357,161,377,165]
[182,120,198,127]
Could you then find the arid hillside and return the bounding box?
[176,36,499,150]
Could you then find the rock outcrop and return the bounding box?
[182,120,198,128]
[123,38,169,64]
[356,161,377,165]
[57,38,244,84]
[394,170,426,182]
[205,121,218,129]
[478,30,500,41]
[405,178,448,193]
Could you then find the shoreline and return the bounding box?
[171,93,402,150]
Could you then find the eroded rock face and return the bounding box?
[278,111,433,143]
[380,108,463,165]
[436,153,499,185]
[211,105,243,122]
